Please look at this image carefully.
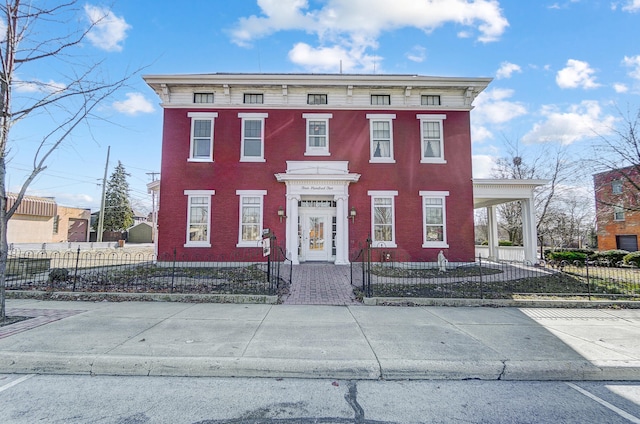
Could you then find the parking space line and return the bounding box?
[0,374,36,393]
[567,382,640,424]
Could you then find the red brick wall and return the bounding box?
[158,108,475,262]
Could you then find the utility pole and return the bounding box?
[97,146,110,242]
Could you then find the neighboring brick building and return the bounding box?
[6,193,90,244]
[593,165,640,251]
[144,73,492,263]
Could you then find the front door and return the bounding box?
[302,214,331,261]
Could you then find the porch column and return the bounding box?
[521,196,538,263]
[335,195,348,264]
[287,194,300,264]
[486,205,499,260]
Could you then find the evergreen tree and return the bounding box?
[103,161,134,231]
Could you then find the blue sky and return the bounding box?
[7,0,640,213]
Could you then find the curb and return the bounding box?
[1,352,639,381]
[363,297,640,309]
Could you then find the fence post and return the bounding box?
[478,255,484,300]
[72,247,80,292]
[366,236,372,297]
[585,260,592,301]
[171,248,177,293]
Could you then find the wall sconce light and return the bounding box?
[278,206,287,222]
[349,206,357,223]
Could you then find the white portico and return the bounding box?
[275,161,361,265]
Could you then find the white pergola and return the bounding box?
[473,179,548,263]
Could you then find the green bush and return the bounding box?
[498,240,513,246]
[545,251,587,263]
[592,249,629,265]
[623,252,640,267]
[544,248,594,259]
[48,268,69,283]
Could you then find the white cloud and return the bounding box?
[113,93,154,115]
[496,62,522,79]
[406,45,426,63]
[472,154,495,178]
[623,55,640,80]
[622,0,640,12]
[472,88,527,125]
[231,0,508,71]
[288,42,381,72]
[556,59,600,89]
[472,125,494,143]
[522,101,617,145]
[14,77,66,93]
[613,83,628,93]
[85,5,131,52]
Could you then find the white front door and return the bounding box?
[301,214,331,261]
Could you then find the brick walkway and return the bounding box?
[284,264,359,305]
[0,308,85,339]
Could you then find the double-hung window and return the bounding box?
[303,113,332,156]
[184,190,215,247]
[614,205,625,221]
[417,114,446,164]
[612,180,623,194]
[188,112,217,162]
[238,113,268,162]
[367,114,396,163]
[236,190,266,247]
[368,191,398,248]
[420,191,449,248]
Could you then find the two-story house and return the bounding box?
[143,73,492,264]
[593,165,640,252]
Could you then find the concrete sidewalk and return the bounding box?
[1,299,639,381]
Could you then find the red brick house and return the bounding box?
[593,165,640,252]
[143,73,493,264]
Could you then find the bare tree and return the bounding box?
[0,1,135,321]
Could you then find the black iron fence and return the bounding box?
[4,245,292,297]
[350,246,640,301]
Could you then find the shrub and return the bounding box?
[623,252,640,267]
[546,250,587,264]
[544,248,594,259]
[592,249,629,265]
[498,240,513,246]
[48,268,69,283]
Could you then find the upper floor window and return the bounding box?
[614,205,625,221]
[368,191,398,248]
[303,113,332,156]
[188,112,217,162]
[244,93,264,104]
[184,190,215,247]
[307,94,327,105]
[236,190,266,247]
[238,113,268,162]
[371,94,390,106]
[417,114,447,164]
[420,191,449,248]
[421,95,441,106]
[367,114,396,163]
[612,180,623,194]
[193,93,214,103]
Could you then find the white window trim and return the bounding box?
[420,190,449,248]
[417,114,447,164]
[367,114,396,163]
[236,190,267,247]
[303,113,332,156]
[368,190,398,248]
[238,113,268,162]
[184,190,215,248]
[187,112,218,162]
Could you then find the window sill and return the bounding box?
[304,152,330,156]
[369,158,396,164]
[237,241,261,248]
[187,158,213,163]
[420,158,447,164]
[371,242,397,248]
[422,242,449,249]
[184,242,211,248]
[240,158,266,163]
